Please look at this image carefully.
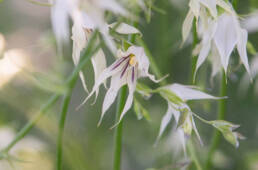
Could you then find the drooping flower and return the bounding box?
[194,11,251,78]
[156,84,221,153]
[50,0,139,93]
[79,46,161,126]
[182,0,232,44]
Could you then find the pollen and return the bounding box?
[129,54,137,66]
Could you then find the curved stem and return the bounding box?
[113,86,127,170]
[0,31,100,156]
[1,94,59,154]
[205,71,227,169]
[56,90,74,170]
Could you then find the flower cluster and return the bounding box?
[182,0,251,79]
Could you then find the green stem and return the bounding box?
[1,31,100,156]
[113,86,127,170]
[205,71,227,169]
[2,94,59,153]
[56,85,77,170]
[186,17,203,170]
[191,18,199,84]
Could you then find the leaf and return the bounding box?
[133,98,151,121]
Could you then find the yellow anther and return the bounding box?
[129,54,137,66]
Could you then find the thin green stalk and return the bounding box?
[56,33,101,170]
[205,71,227,169]
[113,86,127,170]
[1,94,59,154]
[0,31,100,156]
[185,17,203,170]
[191,18,199,84]
[205,0,237,168]
[56,88,76,170]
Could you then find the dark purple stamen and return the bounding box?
[111,55,129,71]
[120,61,130,78]
[132,67,135,83]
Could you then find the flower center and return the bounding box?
[129,54,137,66]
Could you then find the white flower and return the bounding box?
[194,12,251,79]
[79,46,160,126]
[182,0,232,44]
[50,0,70,54]
[156,84,221,154]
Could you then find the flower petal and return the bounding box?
[91,49,107,98]
[214,13,238,72]
[182,10,194,45]
[199,0,217,18]
[71,19,88,92]
[166,83,221,101]
[155,105,173,145]
[99,74,126,125]
[195,20,217,78]
[210,45,222,78]
[191,115,203,145]
[51,0,70,53]
[117,71,136,123]
[189,0,200,18]
[237,28,251,76]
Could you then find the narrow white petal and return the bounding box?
[117,75,136,123]
[182,10,194,45]
[195,20,218,77]
[109,22,141,35]
[166,83,221,101]
[155,105,173,145]
[77,60,124,109]
[195,41,211,77]
[210,45,222,78]
[71,22,89,92]
[199,0,217,18]
[91,49,107,97]
[191,115,203,145]
[237,28,251,76]
[189,0,200,18]
[99,75,124,125]
[51,0,70,51]
[214,14,238,72]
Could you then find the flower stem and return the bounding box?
[113,86,127,170]
[1,94,59,154]
[187,17,203,170]
[205,71,227,169]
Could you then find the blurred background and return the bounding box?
[0,0,258,169]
